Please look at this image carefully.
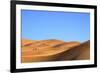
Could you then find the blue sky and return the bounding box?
[21,10,90,42]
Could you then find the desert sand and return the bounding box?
[21,39,90,63]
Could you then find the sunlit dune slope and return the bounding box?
[22,39,37,46]
[21,39,80,63]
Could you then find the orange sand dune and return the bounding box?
[21,39,37,46]
[59,40,90,60]
[75,40,90,60]
[21,39,80,63]
[21,39,90,63]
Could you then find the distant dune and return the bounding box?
[22,39,37,46]
[21,39,90,63]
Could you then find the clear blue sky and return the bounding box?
[21,10,90,42]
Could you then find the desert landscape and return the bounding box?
[21,39,90,63]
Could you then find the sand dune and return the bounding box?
[22,39,37,46]
[58,40,90,60]
[75,40,90,60]
[21,39,90,63]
